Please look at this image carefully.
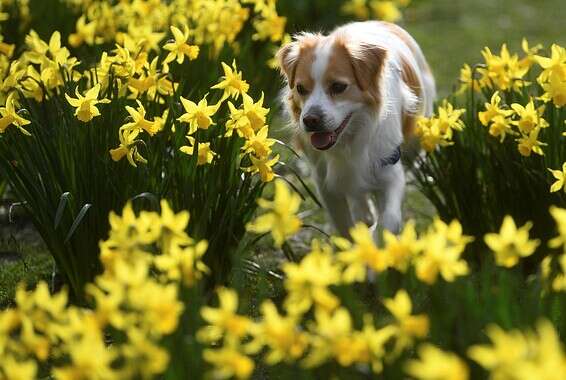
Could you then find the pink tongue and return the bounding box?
[311,132,335,150]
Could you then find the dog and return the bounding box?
[276,21,436,238]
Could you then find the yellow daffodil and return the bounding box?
[484,216,540,267]
[511,99,548,133]
[548,163,566,193]
[468,321,566,379]
[549,206,566,252]
[334,223,388,283]
[383,290,429,356]
[383,220,421,272]
[370,1,402,22]
[242,125,275,159]
[405,344,469,380]
[198,288,252,343]
[541,254,566,292]
[68,15,101,47]
[282,240,341,316]
[109,127,147,167]
[416,101,465,152]
[246,300,309,364]
[177,96,219,135]
[180,136,217,166]
[163,25,200,64]
[341,0,371,20]
[212,60,250,101]
[414,219,471,284]
[226,92,269,138]
[539,75,566,107]
[252,5,286,43]
[0,92,31,135]
[535,44,566,83]
[122,100,162,136]
[246,179,302,246]
[479,91,513,126]
[457,63,481,93]
[203,342,254,380]
[479,44,530,91]
[65,83,111,123]
[516,127,546,157]
[243,153,279,182]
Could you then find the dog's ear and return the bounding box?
[276,42,300,89]
[338,39,387,102]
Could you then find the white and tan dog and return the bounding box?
[277,21,435,238]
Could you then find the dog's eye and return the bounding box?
[330,82,348,95]
[296,84,308,96]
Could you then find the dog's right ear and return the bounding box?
[276,42,300,89]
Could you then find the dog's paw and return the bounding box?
[381,211,402,235]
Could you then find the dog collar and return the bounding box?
[380,145,401,167]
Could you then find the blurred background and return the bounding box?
[277,0,566,96]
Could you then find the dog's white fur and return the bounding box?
[278,21,436,238]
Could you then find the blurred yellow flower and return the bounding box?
[334,223,388,283]
[535,44,566,83]
[246,179,302,246]
[370,1,402,22]
[511,99,548,133]
[484,216,540,267]
[0,92,31,135]
[163,25,200,65]
[468,320,566,380]
[383,290,429,356]
[341,0,370,20]
[203,342,254,380]
[414,219,471,284]
[383,220,421,272]
[405,344,469,380]
[199,288,252,343]
[68,15,101,47]
[282,240,341,315]
[479,91,513,126]
[549,163,566,193]
[252,3,286,42]
[247,300,309,364]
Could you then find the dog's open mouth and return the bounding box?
[310,113,353,151]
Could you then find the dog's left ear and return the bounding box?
[276,42,300,88]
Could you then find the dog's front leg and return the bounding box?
[319,189,355,238]
[375,165,406,235]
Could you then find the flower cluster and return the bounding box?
[0,200,209,379]
[415,100,466,152]
[341,0,411,22]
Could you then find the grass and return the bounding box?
[0,242,53,309]
[404,0,566,96]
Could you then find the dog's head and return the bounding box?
[277,32,387,151]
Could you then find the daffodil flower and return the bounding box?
[163,25,200,65]
[177,96,219,135]
[484,216,540,267]
[0,92,32,135]
[212,60,250,101]
[65,83,110,123]
[549,163,566,193]
[246,179,301,246]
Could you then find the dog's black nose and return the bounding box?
[303,109,324,132]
